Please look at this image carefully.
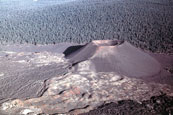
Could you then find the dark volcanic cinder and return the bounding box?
[81,94,173,115]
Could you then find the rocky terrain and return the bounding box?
[0,0,173,114]
[81,94,173,115]
[0,40,172,115]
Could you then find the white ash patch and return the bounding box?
[77,60,95,72]
[2,51,16,55]
[1,100,42,114]
[20,108,41,115]
[1,102,11,110]
[1,100,21,110]
[20,109,34,115]
[15,60,28,63]
[0,72,4,77]
[110,74,122,82]
[29,52,67,67]
[10,52,68,67]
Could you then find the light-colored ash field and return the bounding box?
[0,0,173,115]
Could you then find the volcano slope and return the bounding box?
[66,40,161,77]
[0,40,173,115]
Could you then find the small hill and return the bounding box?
[65,40,161,78]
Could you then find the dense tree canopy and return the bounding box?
[0,0,173,53]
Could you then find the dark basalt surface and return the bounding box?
[81,94,173,115]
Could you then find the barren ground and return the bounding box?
[0,41,172,115]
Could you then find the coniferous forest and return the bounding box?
[0,0,173,53]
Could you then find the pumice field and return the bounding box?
[0,0,173,115]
